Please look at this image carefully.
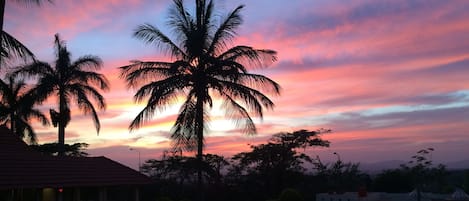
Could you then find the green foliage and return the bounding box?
[278,188,303,201]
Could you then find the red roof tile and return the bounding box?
[0,126,152,189]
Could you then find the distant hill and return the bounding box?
[446,160,469,170]
[360,160,405,174]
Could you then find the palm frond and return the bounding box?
[119,61,175,88]
[134,23,186,59]
[12,0,53,6]
[218,46,277,68]
[171,98,198,151]
[71,70,109,91]
[1,31,35,64]
[220,92,256,135]
[11,61,54,79]
[72,55,103,71]
[208,5,244,54]
[71,85,101,134]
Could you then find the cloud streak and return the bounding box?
[4,0,469,168]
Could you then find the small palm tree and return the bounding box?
[0,76,49,143]
[13,33,109,155]
[120,0,280,187]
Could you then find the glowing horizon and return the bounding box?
[4,0,469,169]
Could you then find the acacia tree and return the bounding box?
[120,0,280,188]
[13,34,109,156]
[400,148,447,201]
[230,129,330,194]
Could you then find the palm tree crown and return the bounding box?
[0,76,49,143]
[13,33,109,155]
[120,0,280,157]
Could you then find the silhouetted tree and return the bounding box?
[13,34,109,156]
[230,129,330,195]
[1,31,34,68]
[29,142,89,156]
[0,0,52,31]
[119,0,280,192]
[141,152,229,186]
[400,148,447,201]
[372,169,413,193]
[313,155,370,193]
[0,76,48,143]
[0,0,52,68]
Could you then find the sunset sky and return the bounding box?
[4,0,469,169]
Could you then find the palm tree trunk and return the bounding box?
[8,78,16,135]
[0,0,5,32]
[0,0,5,67]
[196,94,204,201]
[58,89,65,156]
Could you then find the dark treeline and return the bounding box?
[136,131,467,201]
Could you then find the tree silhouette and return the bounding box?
[231,129,330,194]
[400,148,447,201]
[13,34,109,156]
[120,0,280,190]
[0,75,48,143]
[29,142,89,157]
[0,0,52,68]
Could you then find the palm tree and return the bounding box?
[13,33,109,155]
[0,0,52,31]
[0,76,49,143]
[120,0,280,188]
[1,30,34,66]
[0,0,52,68]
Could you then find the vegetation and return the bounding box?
[0,1,467,201]
[13,34,109,156]
[120,0,280,190]
[1,0,52,68]
[0,76,48,143]
[29,142,89,157]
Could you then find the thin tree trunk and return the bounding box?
[196,93,204,201]
[0,0,5,68]
[8,78,16,135]
[58,89,65,156]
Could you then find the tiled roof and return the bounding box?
[0,126,152,189]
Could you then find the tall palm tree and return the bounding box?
[0,76,49,143]
[13,33,109,155]
[120,0,280,187]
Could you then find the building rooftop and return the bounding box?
[0,126,152,189]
